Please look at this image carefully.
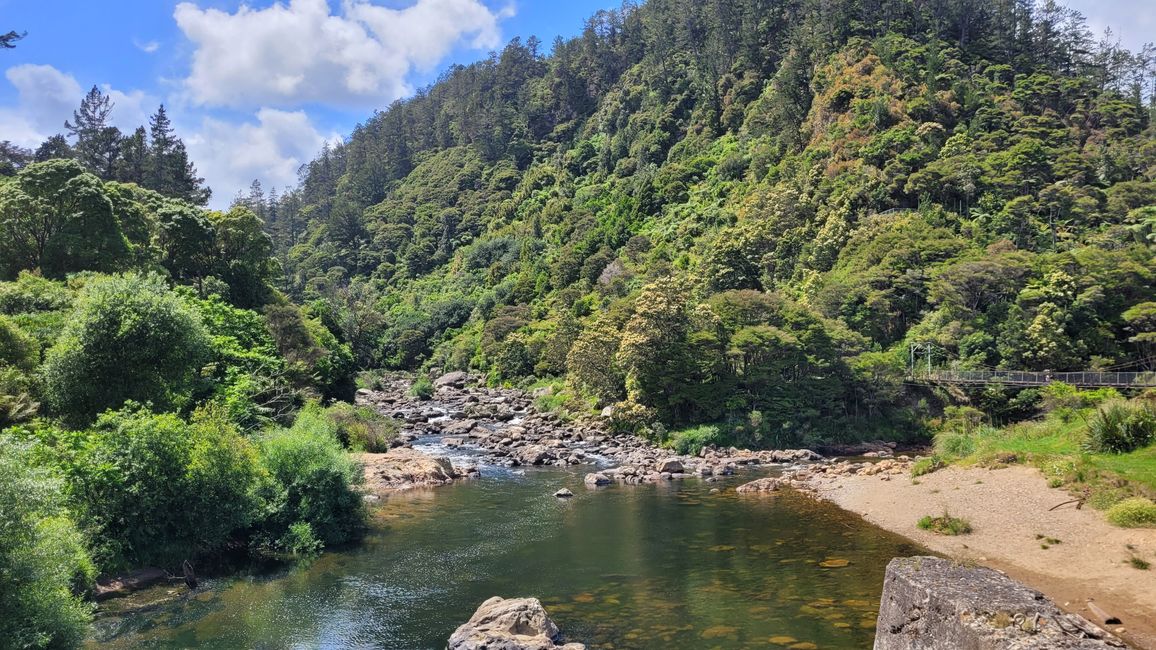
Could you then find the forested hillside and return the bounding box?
[257,0,1156,446]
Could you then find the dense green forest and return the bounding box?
[248,0,1156,446]
[1,84,379,647]
[3,0,1156,645]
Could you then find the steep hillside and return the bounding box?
[262,0,1156,446]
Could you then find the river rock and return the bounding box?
[584,472,611,486]
[874,557,1126,649]
[554,488,574,498]
[448,596,585,650]
[736,477,786,493]
[434,371,470,388]
[360,448,460,491]
[655,459,684,474]
[516,445,552,466]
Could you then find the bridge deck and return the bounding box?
[911,370,1156,388]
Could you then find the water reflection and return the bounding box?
[90,466,922,649]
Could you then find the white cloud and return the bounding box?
[183,108,338,208]
[134,39,161,54]
[174,0,510,109]
[0,64,82,147]
[0,64,157,148]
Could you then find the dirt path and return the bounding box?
[804,465,1156,649]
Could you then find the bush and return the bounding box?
[0,435,95,649]
[917,512,973,535]
[0,315,38,370]
[409,376,434,400]
[55,405,264,570]
[255,405,366,554]
[324,402,399,452]
[669,424,724,456]
[1083,401,1156,454]
[911,455,946,477]
[41,273,212,425]
[1106,497,1156,528]
[934,429,978,459]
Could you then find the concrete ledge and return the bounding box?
[874,557,1127,649]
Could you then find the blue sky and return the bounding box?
[0,0,1150,208]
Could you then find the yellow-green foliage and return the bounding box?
[1106,498,1156,528]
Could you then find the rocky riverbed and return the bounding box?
[355,373,824,488]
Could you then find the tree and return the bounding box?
[116,126,148,185]
[64,86,121,179]
[0,159,128,279]
[0,436,94,649]
[34,134,72,162]
[0,140,31,176]
[0,30,25,49]
[41,273,213,424]
[147,105,211,205]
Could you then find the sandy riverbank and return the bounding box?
[802,464,1156,649]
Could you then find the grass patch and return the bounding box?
[911,455,946,477]
[937,403,1156,513]
[917,512,973,536]
[1106,497,1156,528]
[1129,556,1150,570]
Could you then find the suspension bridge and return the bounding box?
[905,343,1156,388]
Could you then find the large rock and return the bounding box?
[434,371,470,388]
[515,445,553,466]
[736,477,786,493]
[874,557,1126,649]
[360,448,459,491]
[655,458,684,474]
[584,472,611,486]
[448,596,585,650]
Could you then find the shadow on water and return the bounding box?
[89,466,923,649]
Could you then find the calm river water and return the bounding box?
[90,456,922,649]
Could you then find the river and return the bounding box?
[90,441,922,649]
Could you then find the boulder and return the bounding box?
[434,371,470,389]
[516,445,552,466]
[736,477,786,493]
[655,459,684,474]
[874,557,1126,649]
[584,472,611,486]
[448,596,585,650]
[360,448,459,491]
[553,488,574,498]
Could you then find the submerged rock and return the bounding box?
[874,556,1126,649]
[736,477,786,493]
[553,488,574,498]
[448,596,585,650]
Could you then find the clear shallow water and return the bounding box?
[90,465,922,649]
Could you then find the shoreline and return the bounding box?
[790,462,1156,649]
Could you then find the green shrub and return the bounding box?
[911,455,946,477]
[324,402,399,452]
[934,430,978,458]
[0,435,95,649]
[409,376,434,400]
[0,315,38,370]
[917,512,972,535]
[1083,401,1156,454]
[54,405,263,570]
[1106,497,1156,528]
[0,271,73,315]
[41,273,212,425]
[669,424,724,456]
[255,405,366,554]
